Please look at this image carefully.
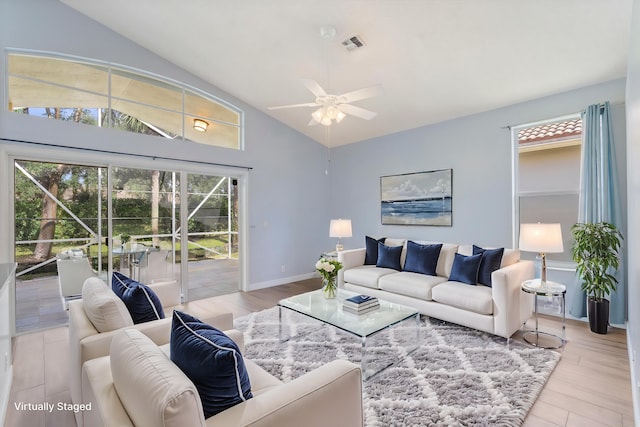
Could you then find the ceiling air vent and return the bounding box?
[341,34,366,52]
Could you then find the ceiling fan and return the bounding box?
[268,78,380,126]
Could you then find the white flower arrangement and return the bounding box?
[315,258,342,281]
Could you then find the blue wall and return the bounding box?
[329,79,627,315]
[329,79,626,247]
[0,0,329,288]
[0,0,630,299]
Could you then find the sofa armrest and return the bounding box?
[69,299,101,418]
[206,359,363,427]
[225,329,245,353]
[337,248,366,287]
[166,299,234,331]
[82,355,135,427]
[491,260,535,338]
[80,317,173,363]
[71,317,175,426]
[149,280,181,307]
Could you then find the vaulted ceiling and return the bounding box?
[60,0,633,147]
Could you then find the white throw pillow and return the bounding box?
[82,277,133,332]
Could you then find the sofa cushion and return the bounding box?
[449,253,482,285]
[383,238,406,248]
[501,248,520,267]
[170,311,253,419]
[112,272,165,324]
[364,236,385,265]
[431,281,494,315]
[404,241,442,276]
[379,272,447,301]
[110,328,206,427]
[376,242,403,270]
[343,265,396,289]
[473,245,504,288]
[82,277,133,332]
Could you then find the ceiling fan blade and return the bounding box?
[268,102,319,110]
[339,85,381,103]
[301,79,327,98]
[307,118,319,126]
[338,103,377,120]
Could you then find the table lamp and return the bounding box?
[518,223,564,288]
[329,219,352,252]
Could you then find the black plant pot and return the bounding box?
[587,298,610,334]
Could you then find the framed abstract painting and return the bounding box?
[380,169,452,226]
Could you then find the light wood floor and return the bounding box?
[5,278,635,427]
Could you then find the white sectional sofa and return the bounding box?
[69,277,234,427]
[338,238,534,339]
[82,328,364,427]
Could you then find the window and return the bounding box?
[6,52,243,150]
[514,117,581,263]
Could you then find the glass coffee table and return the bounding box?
[278,289,420,380]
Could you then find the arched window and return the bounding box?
[7,51,243,150]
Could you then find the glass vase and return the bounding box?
[322,277,337,299]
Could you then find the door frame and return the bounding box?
[0,143,248,335]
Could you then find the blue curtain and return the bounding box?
[570,101,626,324]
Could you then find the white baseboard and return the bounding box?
[627,324,640,425]
[247,272,317,291]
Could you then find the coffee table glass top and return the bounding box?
[278,289,418,337]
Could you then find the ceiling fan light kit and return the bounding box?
[268,79,380,126]
[267,25,380,128]
[312,105,347,126]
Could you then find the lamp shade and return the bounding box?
[329,219,352,238]
[519,223,564,253]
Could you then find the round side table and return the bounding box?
[521,279,566,349]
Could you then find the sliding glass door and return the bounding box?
[14,160,106,333]
[182,173,239,300]
[13,159,241,334]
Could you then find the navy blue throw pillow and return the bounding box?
[473,245,504,287]
[111,271,164,324]
[365,236,386,265]
[376,242,403,270]
[449,253,482,285]
[403,241,442,276]
[170,311,252,419]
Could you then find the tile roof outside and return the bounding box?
[518,118,582,144]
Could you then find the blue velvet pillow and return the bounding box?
[473,245,504,287]
[111,271,164,324]
[365,236,386,265]
[376,242,403,270]
[449,253,482,285]
[403,241,442,276]
[170,311,252,418]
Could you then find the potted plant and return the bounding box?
[571,222,622,334]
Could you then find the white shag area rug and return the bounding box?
[234,307,560,427]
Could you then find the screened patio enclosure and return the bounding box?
[14,159,240,334]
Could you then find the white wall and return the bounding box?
[0,0,330,288]
[626,0,640,421]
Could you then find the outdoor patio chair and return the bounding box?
[56,250,98,310]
